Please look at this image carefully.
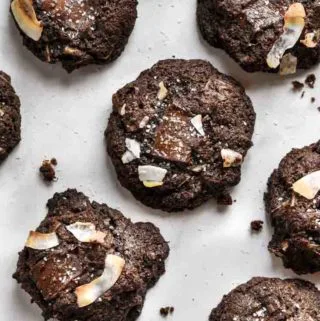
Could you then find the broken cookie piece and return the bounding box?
[13,189,169,321]
[106,59,255,212]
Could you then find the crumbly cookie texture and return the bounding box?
[265,141,320,274]
[105,59,255,212]
[210,277,320,321]
[13,189,169,321]
[10,0,138,72]
[197,0,320,73]
[0,71,21,163]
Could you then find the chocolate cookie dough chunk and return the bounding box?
[10,0,138,72]
[197,1,320,73]
[209,277,320,320]
[13,189,169,321]
[265,141,320,274]
[0,71,21,163]
[105,59,255,212]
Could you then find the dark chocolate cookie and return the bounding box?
[0,71,21,163]
[105,59,255,212]
[197,0,320,73]
[265,141,320,274]
[209,277,320,321]
[13,189,169,321]
[10,0,138,72]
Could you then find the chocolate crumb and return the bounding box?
[292,81,304,91]
[318,107,320,112]
[217,193,233,206]
[311,97,316,103]
[251,220,264,232]
[39,160,56,182]
[305,74,316,88]
[160,307,174,317]
[50,158,58,166]
[301,91,305,98]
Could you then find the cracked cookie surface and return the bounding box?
[197,0,320,72]
[0,71,21,163]
[210,277,320,321]
[105,59,255,212]
[265,141,320,274]
[13,189,169,321]
[10,0,137,72]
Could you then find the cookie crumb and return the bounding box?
[305,74,316,88]
[160,307,174,317]
[292,81,304,91]
[251,220,264,232]
[317,106,320,112]
[50,158,58,166]
[39,159,56,182]
[311,97,316,103]
[217,193,233,206]
[301,91,305,98]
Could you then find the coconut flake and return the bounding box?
[267,3,306,69]
[25,231,59,250]
[191,115,205,136]
[292,171,320,200]
[221,149,243,168]
[121,139,141,164]
[11,0,43,41]
[119,104,126,116]
[138,165,167,187]
[75,254,125,307]
[139,116,150,129]
[279,53,298,75]
[66,222,106,244]
[157,81,168,100]
[300,31,319,48]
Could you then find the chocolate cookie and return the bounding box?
[265,141,320,274]
[197,0,320,73]
[209,277,320,320]
[10,0,138,72]
[105,59,255,212]
[0,71,21,163]
[13,189,169,321]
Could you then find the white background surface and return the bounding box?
[1,0,320,320]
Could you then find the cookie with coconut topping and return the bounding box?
[0,71,21,163]
[197,0,320,74]
[209,277,320,321]
[13,189,169,321]
[10,0,137,72]
[105,59,255,212]
[265,141,320,274]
